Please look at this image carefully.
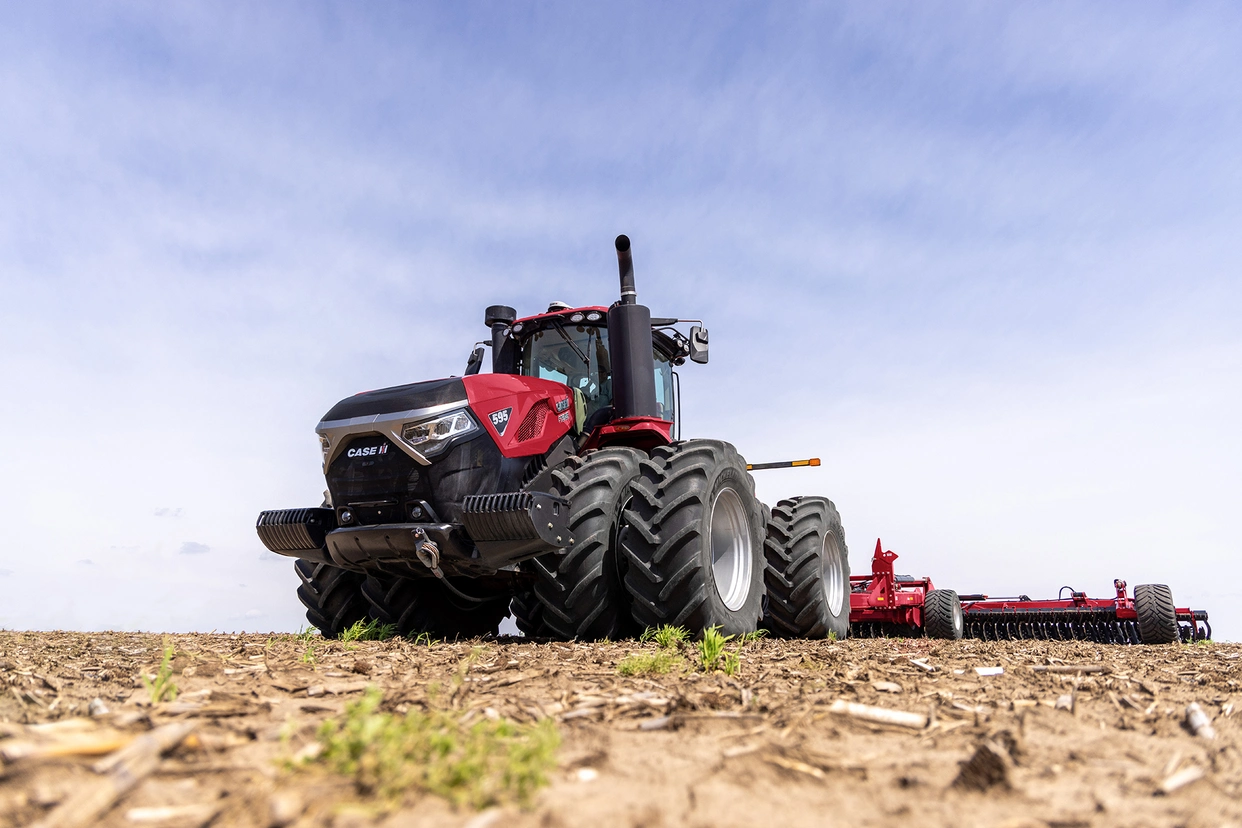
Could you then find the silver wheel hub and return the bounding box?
[709,487,753,611]
[822,532,845,617]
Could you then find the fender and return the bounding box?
[462,374,574,459]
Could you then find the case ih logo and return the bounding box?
[489,407,513,435]
[347,444,388,458]
[555,397,570,413]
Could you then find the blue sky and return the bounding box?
[1,2,1238,638]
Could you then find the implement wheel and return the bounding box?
[295,559,369,639]
[923,589,964,640]
[621,440,766,636]
[516,448,643,641]
[762,496,851,639]
[1135,583,1179,644]
[362,575,509,639]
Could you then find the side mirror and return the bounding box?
[464,345,485,376]
[689,325,709,364]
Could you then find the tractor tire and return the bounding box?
[621,440,767,637]
[1135,583,1179,644]
[361,575,509,640]
[762,497,851,639]
[923,589,964,640]
[518,448,643,640]
[295,558,370,639]
[509,589,545,638]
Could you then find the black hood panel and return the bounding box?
[322,378,467,421]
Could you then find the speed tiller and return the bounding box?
[849,540,964,640]
[960,582,1211,644]
[847,540,1210,644]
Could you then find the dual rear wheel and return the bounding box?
[621,440,768,636]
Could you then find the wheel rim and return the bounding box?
[709,487,753,611]
[822,532,844,617]
[953,601,963,637]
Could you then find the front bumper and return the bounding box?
[256,490,572,578]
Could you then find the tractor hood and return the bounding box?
[321,377,467,422]
[316,374,577,474]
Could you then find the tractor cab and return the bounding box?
[505,305,682,440]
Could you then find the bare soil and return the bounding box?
[1,631,1239,828]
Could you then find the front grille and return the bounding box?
[327,436,428,527]
[515,401,551,442]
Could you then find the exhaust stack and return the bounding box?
[607,235,660,420]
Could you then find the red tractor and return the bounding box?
[258,237,852,641]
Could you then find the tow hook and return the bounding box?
[412,527,490,605]
[412,527,442,574]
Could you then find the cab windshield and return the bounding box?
[518,322,675,427]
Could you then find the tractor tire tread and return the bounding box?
[361,575,508,639]
[294,559,370,639]
[519,447,643,640]
[762,496,850,639]
[621,439,766,635]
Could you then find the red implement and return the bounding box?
[849,539,962,639]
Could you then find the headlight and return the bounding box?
[400,409,476,456]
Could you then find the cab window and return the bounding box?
[520,324,613,423]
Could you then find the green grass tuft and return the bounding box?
[697,626,734,672]
[309,687,559,809]
[737,629,768,645]
[341,619,399,642]
[639,624,691,649]
[617,650,681,676]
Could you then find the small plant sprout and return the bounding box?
[721,649,741,677]
[640,625,691,649]
[697,626,734,672]
[142,642,179,703]
[738,629,768,645]
[411,632,438,646]
[340,619,398,642]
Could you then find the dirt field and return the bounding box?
[1,631,1238,828]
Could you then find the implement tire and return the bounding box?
[1135,583,1179,644]
[762,497,851,639]
[923,589,964,640]
[295,559,369,639]
[518,448,643,641]
[362,575,509,639]
[621,440,766,636]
